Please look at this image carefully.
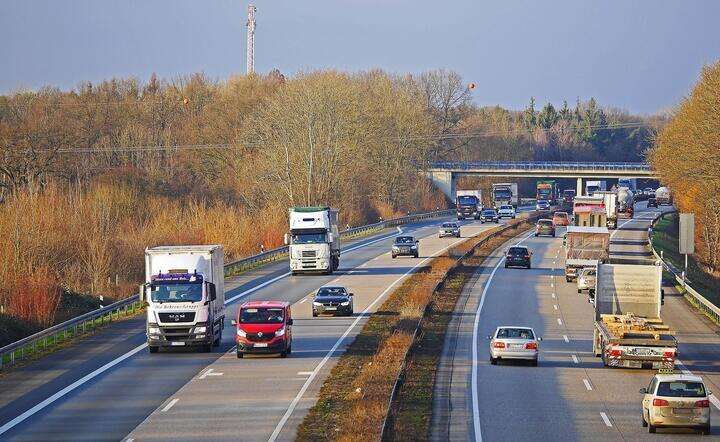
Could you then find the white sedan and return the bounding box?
[488,326,541,366]
[497,205,516,219]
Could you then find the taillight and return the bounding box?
[663,351,675,358]
[525,342,537,350]
[695,399,710,408]
[653,398,669,406]
[524,255,530,259]
[608,348,622,357]
[493,341,505,349]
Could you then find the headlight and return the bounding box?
[148,326,160,334]
[411,245,417,249]
[193,326,207,334]
[313,301,322,306]
[341,301,350,306]
[392,246,399,251]
[236,328,247,337]
[275,327,286,337]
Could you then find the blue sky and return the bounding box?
[2,0,719,113]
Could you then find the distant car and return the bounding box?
[536,200,551,210]
[505,246,532,269]
[644,187,655,197]
[488,326,541,366]
[577,267,597,295]
[535,219,556,237]
[438,222,461,238]
[312,286,354,317]
[647,198,658,208]
[480,209,500,223]
[392,235,419,258]
[640,372,711,434]
[552,211,570,226]
[497,205,516,219]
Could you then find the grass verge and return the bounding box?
[296,215,539,441]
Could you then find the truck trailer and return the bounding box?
[564,226,609,282]
[455,190,482,220]
[142,245,225,353]
[617,187,634,219]
[592,263,677,369]
[594,191,618,229]
[286,206,340,275]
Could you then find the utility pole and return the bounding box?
[246,4,257,75]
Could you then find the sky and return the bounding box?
[1,0,719,114]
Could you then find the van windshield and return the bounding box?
[240,307,285,324]
[150,282,203,303]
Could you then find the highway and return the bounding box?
[433,202,720,441]
[0,212,522,441]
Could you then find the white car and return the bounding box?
[536,200,550,210]
[488,326,541,366]
[497,205,516,219]
[640,372,711,434]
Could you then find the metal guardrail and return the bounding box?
[429,161,651,172]
[0,209,454,370]
[649,213,720,325]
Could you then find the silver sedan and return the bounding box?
[438,222,461,238]
[488,326,541,366]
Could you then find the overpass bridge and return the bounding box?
[426,161,656,199]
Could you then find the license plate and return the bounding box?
[325,307,337,310]
[170,341,185,346]
[673,408,693,414]
[254,343,268,348]
[511,344,524,349]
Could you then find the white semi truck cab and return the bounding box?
[142,245,225,353]
[286,206,340,275]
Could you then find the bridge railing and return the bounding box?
[0,208,453,370]
[429,161,651,171]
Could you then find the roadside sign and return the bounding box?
[679,213,695,255]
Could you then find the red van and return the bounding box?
[233,301,293,358]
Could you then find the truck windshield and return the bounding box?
[240,307,285,324]
[150,282,203,303]
[291,232,326,244]
[494,190,511,199]
[457,196,478,205]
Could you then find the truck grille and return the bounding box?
[161,327,193,341]
[158,312,196,323]
[301,250,317,258]
[247,332,276,342]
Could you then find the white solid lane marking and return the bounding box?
[557,318,563,325]
[198,368,223,379]
[553,305,558,310]
[396,226,403,233]
[551,293,556,299]
[600,412,612,427]
[161,398,179,412]
[676,359,720,410]
[571,355,579,364]
[299,298,307,303]
[550,282,554,288]
[0,343,147,436]
[471,230,535,442]
[297,371,313,376]
[583,379,593,391]
[563,335,570,343]
[269,228,486,442]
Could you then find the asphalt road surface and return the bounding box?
[0,211,528,441]
[433,202,720,441]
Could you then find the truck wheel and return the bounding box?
[291,271,297,276]
[566,276,572,283]
[149,346,159,354]
[236,351,244,359]
[392,254,396,259]
[702,424,711,435]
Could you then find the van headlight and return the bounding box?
[236,328,247,337]
[275,327,286,337]
[313,301,322,306]
[193,326,207,334]
[341,301,350,306]
[411,245,417,249]
[392,246,399,251]
[148,326,160,335]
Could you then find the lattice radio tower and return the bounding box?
[246,4,257,75]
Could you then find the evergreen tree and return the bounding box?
[538,102,559,129]
[559,100,571,121]
[523,97,537,129]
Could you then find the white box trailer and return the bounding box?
[143,245,225,353]
[564,226,609,282]
[594,191,618,229]
[592,263,676,369]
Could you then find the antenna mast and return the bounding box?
[246,4,257,75]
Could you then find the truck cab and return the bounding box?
[286,207,340,275]
[233,301,293,358]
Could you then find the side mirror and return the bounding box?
[537,337,543,341]
[328,233,335,243]
[639,388,647,394]
[138,284,145,302]
[288,319,294,326]
[231,319,237,326]
[284,233,289,245]
[208,283,217,302]
[349,293,354,297]
[486,335,492,340]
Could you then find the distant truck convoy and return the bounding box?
[617,188,635,219]
[564,226,610,282]
[592,263,677,369]
[455,190,482,220]
[285,207,340,275]
[536,180,557,204]
[585,180,607,195]
[492,183,518,209]
[655,187,672,205]
[142,245,226,353]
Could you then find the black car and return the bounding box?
[312,286,354,317]
[647,197,658,208]
[392,235,419,258]
[505,246,532,269]
[480,209,500,224]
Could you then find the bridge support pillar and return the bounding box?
[427,170,456,202]
[576,177,583,196]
